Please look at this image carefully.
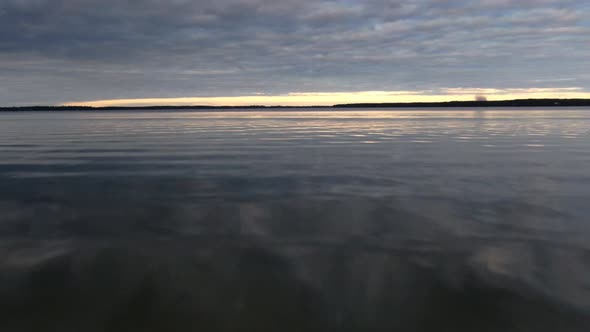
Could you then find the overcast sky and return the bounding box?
[1,0,589,106]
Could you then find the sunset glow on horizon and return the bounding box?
[61,88,590,107]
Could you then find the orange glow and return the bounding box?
[61,88,590,107]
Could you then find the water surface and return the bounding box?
[1,108,589,331]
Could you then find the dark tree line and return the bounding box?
[334,99,590,108]
[2,99,590,111]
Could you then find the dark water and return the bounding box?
[1,108,590,331]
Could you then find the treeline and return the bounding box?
[2,99,590,111]
[0,105,329,111]
[0,106,94,111]
[334,99,590,108]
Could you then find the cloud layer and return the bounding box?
[1,0,589,105]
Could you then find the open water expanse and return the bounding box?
[1,108,590,331]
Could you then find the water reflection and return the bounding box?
[0,108,590,331]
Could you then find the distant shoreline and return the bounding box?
[2,99,590,111]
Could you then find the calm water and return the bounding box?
[1,108,590,331]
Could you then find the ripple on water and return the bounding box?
[1,108,590,331]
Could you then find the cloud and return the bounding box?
[0,0,589,105]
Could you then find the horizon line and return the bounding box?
[53,88,590,108]
[3,98,590,110]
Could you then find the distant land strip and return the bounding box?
[2,99,590,111]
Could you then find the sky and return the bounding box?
[1,0,589,106]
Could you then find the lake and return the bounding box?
[1,108,589,331]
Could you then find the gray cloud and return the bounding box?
[0,0,589,105]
